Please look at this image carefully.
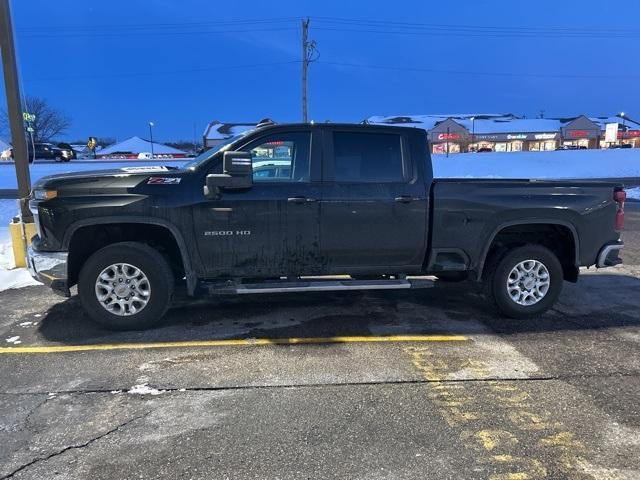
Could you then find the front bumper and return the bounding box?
[596,241,624,268]
[26,246,70,297]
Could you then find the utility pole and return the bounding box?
[0,0,32,222]
[301,18,309,123]
[148,121,154,159]
[301,18,318,123]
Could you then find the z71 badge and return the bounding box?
[147,177,181,185]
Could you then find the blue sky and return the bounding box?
[3,0,639,142]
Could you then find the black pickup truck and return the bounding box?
[27,122,626,329]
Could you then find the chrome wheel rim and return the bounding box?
[95,263,151,316]
[506,259,550,306]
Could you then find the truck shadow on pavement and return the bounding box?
[30,272,640,345]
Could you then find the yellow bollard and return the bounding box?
[9,220,36,268]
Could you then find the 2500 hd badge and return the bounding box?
[204,230,252,236]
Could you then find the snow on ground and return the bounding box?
[432,148,640,180]
[0,199,40,291]
[627,187,640,200]
[128,383,165,395]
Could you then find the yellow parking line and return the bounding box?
[0,334,467,354]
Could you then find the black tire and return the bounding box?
[78,242,174,330]
[54,156,63,162]
[484,244,563,319]
[435,271,468,282]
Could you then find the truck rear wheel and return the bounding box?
[78,242,174,330]
[485,245,563,319]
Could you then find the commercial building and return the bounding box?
[367,113,640,154]
[200,114,640,155]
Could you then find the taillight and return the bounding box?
[614,189,626,231]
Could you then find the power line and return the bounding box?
[17,17,302,32]
[318,61,640,80]
[23,60,300,83]
[312,16,640,36]
[19,26,299,39]
[312,26,640,39]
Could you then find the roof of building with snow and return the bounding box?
[97,136,186,156]
[367,113,638,134]
[366,114,561,133]
[589,115,640,130]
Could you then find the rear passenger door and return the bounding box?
[319,128,428,271]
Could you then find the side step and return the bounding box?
[205,278,434,295]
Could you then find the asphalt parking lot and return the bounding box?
[1,205,639,479]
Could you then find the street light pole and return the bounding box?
[0,0,32,222]
[470,116,475,152]
[149,122,154,159]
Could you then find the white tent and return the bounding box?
[96,136,186,159]
[0,139,11,159]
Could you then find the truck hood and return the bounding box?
[33,165,183,190]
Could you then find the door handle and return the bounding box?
[394,195,413,203]
[287,196,316,204]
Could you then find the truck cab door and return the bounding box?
[193,129,322,279]
[319,128,428,272]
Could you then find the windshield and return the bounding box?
[183,131,253,169]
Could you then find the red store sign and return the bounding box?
[437,133,461,141]
[623,130,640,138]
[568,130,589,138]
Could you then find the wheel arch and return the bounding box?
[64,216,197,294]
[476,219,579,282]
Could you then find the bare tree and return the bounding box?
[1,95,71,142]
[23,96,71,141]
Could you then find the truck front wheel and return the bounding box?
[78,242,174,330]
[485,245,563,319]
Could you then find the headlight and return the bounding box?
[62,150,71,157]
[33,189,57,200]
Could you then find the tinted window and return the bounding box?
[244,132,311,182]
[333,132,405,183]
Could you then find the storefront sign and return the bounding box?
[475,132,558,142]
[437,133,461,141]
[605,123,618,143]
[567,130,596,138]
[622,130,640,138]
[534,133,557,140]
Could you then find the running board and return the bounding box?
[206,278,434,295]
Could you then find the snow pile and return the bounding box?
[0,199,41,292]
[128,383,165,396]
[627,187,640,200]
[5,336,21,345]
[432,148,640,180]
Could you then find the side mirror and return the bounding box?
[204,151,253,198]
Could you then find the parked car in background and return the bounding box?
[57,143,77,160]
[26,142,73,162]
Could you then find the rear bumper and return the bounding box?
[596,241,624,268]
[26,246,70,296]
